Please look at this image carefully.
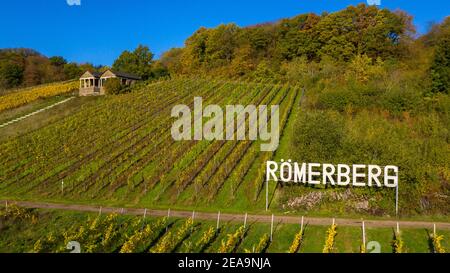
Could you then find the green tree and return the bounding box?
[181,27,210,71]
[431,33,450,93]
[150,61,169,79]
[230,45,255,77]
[275,13,321,61]
[315,4,412,61]
[204,24,240,67]
[160,48,184,74]
[0,62,24,89]
[253,61,276,81]
[63,63,83,79]
[49,56,67,67]
[112,45,154,80]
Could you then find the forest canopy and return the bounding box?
[161,4,416,77]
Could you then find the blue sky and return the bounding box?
[0,0,448,66]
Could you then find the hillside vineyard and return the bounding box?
[171,97,280,152]
[266,161,398,187]
[0,79,299,207]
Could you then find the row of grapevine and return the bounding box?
[68,80,218,196]
[322,223,338,253]
[288,228,304,253]
[170,83,281,203]
[164,82,271,199]
[198,84,284,202]
[0,81,78,112]
[46,80,202,193]
[430,232,446,253]
[218,226,247,253]
[120,217,167,253]
[0,80,188,190]
[0,78,300,209]
[391,229,405,253]
[150,218,194,253]
[245,233,271,253]
[194,226,217,253]
[1,79,188,170]
[0,79,175,169]
[0,206,446,253]
[0,79,208,196]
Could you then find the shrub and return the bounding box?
[380,87,422,114]
[317,88,359,111]
[292,111,344,162]
[104,78,125,95]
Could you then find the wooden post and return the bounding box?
[244,213,248,229]
[270,214,274,242]
[396,222,400,234]
[61,181,64,195]
[332,218,335,226]
[301,216,304,231]
[362,221,366,249]
[99,206,102,216]
[166,208,171,232]
[433,223,436,236]
[300,87,306,106]
[143,208,147,218]
[191,211,195,233]
[5,200,7,212]
[395,182,399,217]
[265,179,269,211]
[216,211,220,230]
[121,208,124,214]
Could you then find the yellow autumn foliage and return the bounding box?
[0,81,77,112]
[289,228,304,253]
[430,234,446,253]
[323,224,337,253]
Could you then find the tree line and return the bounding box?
[1,4,448,94]
[159,4,448,94]
[0,48,88,91]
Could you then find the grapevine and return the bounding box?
[120,217,167,253]
[323,224,337,253]
[218,226,246,253]
[195,226,217,253]
[429,233,445,253]
[288,228,304,253]
[245,233,270,253]
[150,218,194,253]
[391,230,405,253]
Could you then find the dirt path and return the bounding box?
[0,97,75,128]
[3,199,449,230]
